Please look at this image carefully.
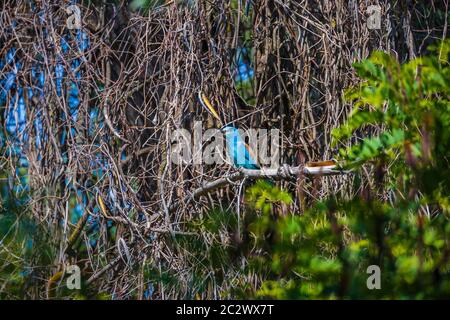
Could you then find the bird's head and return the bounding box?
[220,125,238,138]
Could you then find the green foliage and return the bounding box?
[247,194,450,299]
[172,41,450,299]
[248,40,450,299]
[333,40,450,208]
[1,25,448,299]
[333,40,449,178]
[0,196,55,299]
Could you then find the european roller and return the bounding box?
[198,92,261,170]
[221,125,260,170]
[199,92,340,177]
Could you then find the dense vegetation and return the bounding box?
[163,41,450,299]
[0,1,448,299]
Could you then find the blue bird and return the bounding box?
[198,92,260,170]
[221,125,260,170]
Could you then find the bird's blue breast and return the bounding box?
[224,128,259,170]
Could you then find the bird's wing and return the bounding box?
[239,140,260,168]
[244,142,259,164]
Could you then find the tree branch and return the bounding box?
[171,163,349,211]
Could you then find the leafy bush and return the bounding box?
[247,40,450,299]
[173,40,450,299]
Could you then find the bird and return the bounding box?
[221,125,260,170]
[198,92,260,170]
[198,92,339,175]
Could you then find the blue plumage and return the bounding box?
[222,125,259,170]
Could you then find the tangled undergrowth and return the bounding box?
[0,0,448,299]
